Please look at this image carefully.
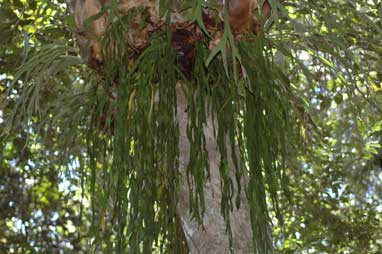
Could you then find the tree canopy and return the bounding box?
[0,0,382,253]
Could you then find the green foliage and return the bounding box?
[0,134,87,253]
[205,2,242,82]
[0,0,382,253]
[239,36,297,254]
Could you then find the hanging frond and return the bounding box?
[2,0,381,253]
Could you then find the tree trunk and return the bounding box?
[176,86,253,254]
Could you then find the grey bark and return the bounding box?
[176,85,253,254]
